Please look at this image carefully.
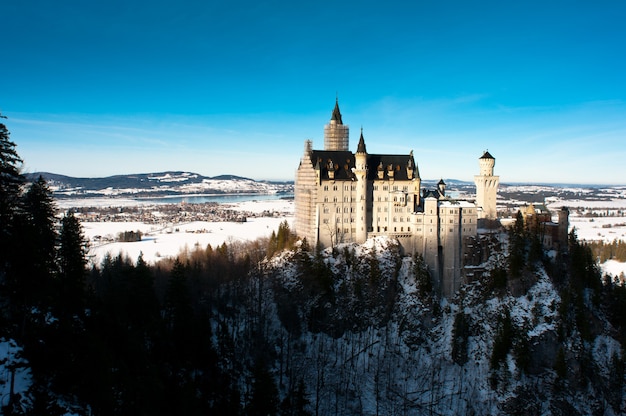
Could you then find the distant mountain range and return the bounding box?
[26,171,294,199]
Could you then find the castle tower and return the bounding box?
[474,151,499,219]
[295,140,318,245]
[324,99,349,151]
[437,179,446,197]
[558,207,570,252]
[355,129,368,243]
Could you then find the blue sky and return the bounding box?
[2,1,625,184]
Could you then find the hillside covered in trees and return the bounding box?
[2,115,626,415]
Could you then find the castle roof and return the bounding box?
[356,129,367,153]
[480,151,495,159]
[311,150,355,180]
[331,99,343,124]
[366,154,417,181]
[310,150,418,182]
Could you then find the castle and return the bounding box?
[295,100,499,296]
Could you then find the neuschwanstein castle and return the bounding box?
[295,100,499,296]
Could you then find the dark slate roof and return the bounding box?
[311,150,356,180]
[366,153,417,181]
[356,131,367,153]
[438,178,446,185]
[310,150,418,182]
[480,151,494,159]
[331,100,343,124]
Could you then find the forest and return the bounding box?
[2,115,626,415]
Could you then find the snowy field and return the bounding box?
[78,199,295,266]
[67,195,626,278]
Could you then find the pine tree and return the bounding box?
[16,176,59,311]
[0,114,25,324]
[0,113,25,251]
[248,358,279,416]
[57,210,88,318]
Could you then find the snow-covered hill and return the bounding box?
[26,171,293,198]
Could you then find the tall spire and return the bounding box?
[331,97,343,124]
[324,97,349,151]
[357,127,366,153]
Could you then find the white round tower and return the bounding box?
[474,151,499,220]
[355,129,368,243]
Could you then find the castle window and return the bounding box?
[450,219,453,224]
[333,197,337,202]
[393,186,398,191]
[394,227,397,232]
[374,185,378,191]
[336,218,341,223]
[384,207,388,212]
[323,185,328,191]
[401,227,404,232]
[393,217,397,222]
[336,207,341,213]
[408,227,411,232]
[403,186,408,191]
[333,185,338,191]
[383,186,388,191]
[323,207,329,213]
[450,228,453,233]
[324,197,328,202]
[323,219,329,224]
[345,185,349,191]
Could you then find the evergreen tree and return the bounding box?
[57,210,88,318]
[0,113,25,329]
[0,114,25,263]
[17,176,59,310]
[413,252,432,295]
[508,210,526,277]
[248,358,279,416]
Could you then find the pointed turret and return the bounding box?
[324,98,349,151]
[354,129,368,243]
[438,179,446,196]
[330,98,343,124]
[356,128,367,154]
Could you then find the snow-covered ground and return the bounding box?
[81,199,294,266]
[72,195,626,277]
